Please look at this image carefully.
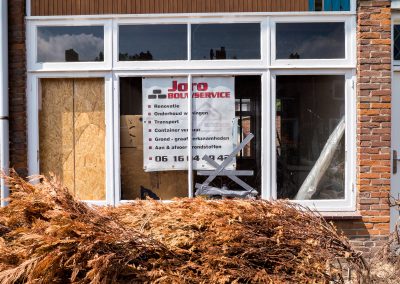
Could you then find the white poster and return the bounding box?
[143,77,235,171]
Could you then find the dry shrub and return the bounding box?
[369,199,400,283]
[0,171,367,283]
[0,172,171,283]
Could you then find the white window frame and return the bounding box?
[27,19,113,72]
[392,14,400,70]
[26,11,357,212]
[270,15,356,68]
[113,17,268,71]
[27,72,115,206]
[270,69,357,211]
[113,70,270,203]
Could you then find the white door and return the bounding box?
[391,72,400,231]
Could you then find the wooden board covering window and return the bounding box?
[120,115,188,200]
[31,0,309,15]
[39,78,106,200]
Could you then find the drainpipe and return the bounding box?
[0,0,9,207]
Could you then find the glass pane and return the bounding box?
[309,0,350,11]
[37,26,104,62]
[119,25,187,61]
[194,76,262,198]
[276,75,345,200]
[276,23,345,59]
[191,24,260,60]
[120,77,189,200]
[394,25,400,61]
[315,0,323,11]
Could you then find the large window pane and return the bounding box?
[120,77,189,200]
[276,75,345,200]
[194,76,262,198]
[191,24,260,60]
[276,23,345,59]
[119,25,187,61]
[37,26,104,62]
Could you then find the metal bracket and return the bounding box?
[393,150,400,174]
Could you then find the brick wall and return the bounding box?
[332,0,392,257]
[8,0,27,177]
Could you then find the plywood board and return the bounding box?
[73,78,106,200]
[39,79,75,193]
[120,115,143,148]
[121,147,188,200]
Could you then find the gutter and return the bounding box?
[0,0,9,207]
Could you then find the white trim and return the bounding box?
[26,11,357,22]
[113,19,266,71]
[270,69,357,212]
[27,72,113,204]
[270,15,355,68]
[187,75,194,198]
[261,71,271,200]
[392,15,400,68]
[27,19,113,72]
[25,11,358,213]
[112,72,121,203]
[105,74,115,205]
[391,15,400,231]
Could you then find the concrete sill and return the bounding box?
[320,211,363,220]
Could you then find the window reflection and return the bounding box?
[37,26,104,63]
[276,75,345,200]
[119,25,187,61]
[276,23,345,59]
[394,25,400,60]
[191,24,260,60]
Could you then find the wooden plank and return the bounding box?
[40,0,45,16]
[105,0,112,14]
[126,0,132,13]
[31,0,310,15]
[39,79,75,195]
[121,0,127,14]
[171,0,178,14]
[141,0,147,14]
[73,78,106,201]
[71,0,76,14]
[177,0,183,13]
[48,0,53,15]
[94,0,99,14]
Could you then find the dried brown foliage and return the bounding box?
[0,171,367,283]
[369,198,400,283]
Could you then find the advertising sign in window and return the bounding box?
[142,77,235,171]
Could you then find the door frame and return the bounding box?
[391,71,400,231]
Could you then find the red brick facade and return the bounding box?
[5,0,395,255]
[330,0,392,256]
[8,0,27,177]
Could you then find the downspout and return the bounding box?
[0,0,9,207]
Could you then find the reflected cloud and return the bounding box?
[38,33,104,62]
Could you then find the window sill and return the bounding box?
[320,211,362,220]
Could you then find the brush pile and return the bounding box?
[0,172,367,283]
[369,198,400,283]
